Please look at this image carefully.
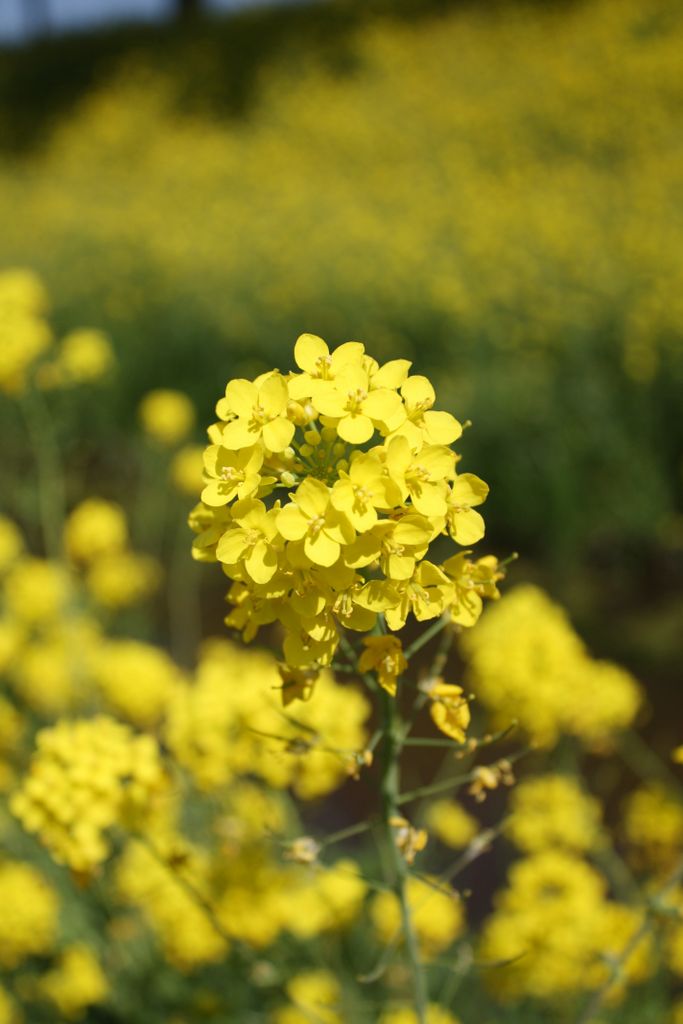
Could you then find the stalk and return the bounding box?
[20,387,65,559]
[379,687,429,1023]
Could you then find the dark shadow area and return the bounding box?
[0,0,583,153]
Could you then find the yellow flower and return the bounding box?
[217,498,282,583]
[12,716,167,873]
[357,561,453,631]
[380,1005,461,1024]
[425,799,478,849]
[4,559,71,625]
[39,328,114,388]
[92,639,184,728]
[63,498,128,563]
[272,969,342,1024]
[507,775,602,853]
[462,584,641,747]
[446,473,489,545]
[170,444,206,496]
[219,372,294,452]
[389,815,428,865]
[277,478,353,567]
[0,985,21,1024]
[0,269,52,394]
[195,338,494,673]
[425,680,471,742]
[371,874,464,957]
[358,635,407,695]
[38,944,108,1019]
[331,451,399,530]
[86,550,161,608]
[139,388,195,446]
[310,362,405,443]
[384,436,454,516]
[396,373,463,446]
[201,444,264,506]
[288,333,365,396]
[0,861,58,968]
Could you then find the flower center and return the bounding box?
[345,388,368,414]
[314,354,333,379]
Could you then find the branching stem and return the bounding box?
[379,688,429,1023]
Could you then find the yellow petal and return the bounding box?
[294,333,329,373]
[262,416,295,453]
[337,413,374,444]
[224,379,257,418]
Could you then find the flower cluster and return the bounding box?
[0,269,114,395]
[37,944,109,1019]
[165,639,370,799]
[64,498,161,611]
[462,585,641,748]
[0,861,58,968]
[506,775,602,854]
[11,716,167,874]
[479,851,651,1003]
[0,269,51,395]
[192,335,498,681]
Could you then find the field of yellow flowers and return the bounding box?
[0,0,682,1019]
[0,270,682,1022]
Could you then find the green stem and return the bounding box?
[398,748,530,806]
[20,388,65,559]
[620,729,683,797]
[380,689,429,1023]
[404,614,451,661]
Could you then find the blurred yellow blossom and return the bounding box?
[0,986,21,1024]
[272,970,342,1024]
[38,944,109,1019]
[425,799,478,850]
[4,559,71,625]
[86,550,161,609]
[371,875,464,958]
[0,861,58,967]
[171,444,205,497]
[38,329,115,389]
[479,851,652,1002]
[463,585,641,748]
[0,269,51,395]
[139,389,196,446]
[507,775,602,854]
[64,499,128,563]
[623,784,683,874]
[92,639,184,728]
[380,1006,461,1024]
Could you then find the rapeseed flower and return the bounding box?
[0,861,58,967]
[11,716,167,873]
[139,389,195,446]
[64,499,128,563]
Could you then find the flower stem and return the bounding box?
[404,613,451,662]
[20,388,65,559]
[380,688,429,1022]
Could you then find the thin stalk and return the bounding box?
[380,688,429,1022]
[404,614,451,662]
[397,748,530,806]
[620,729,683,797]
[20,388,65,558]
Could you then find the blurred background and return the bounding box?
[1,0,682,728]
